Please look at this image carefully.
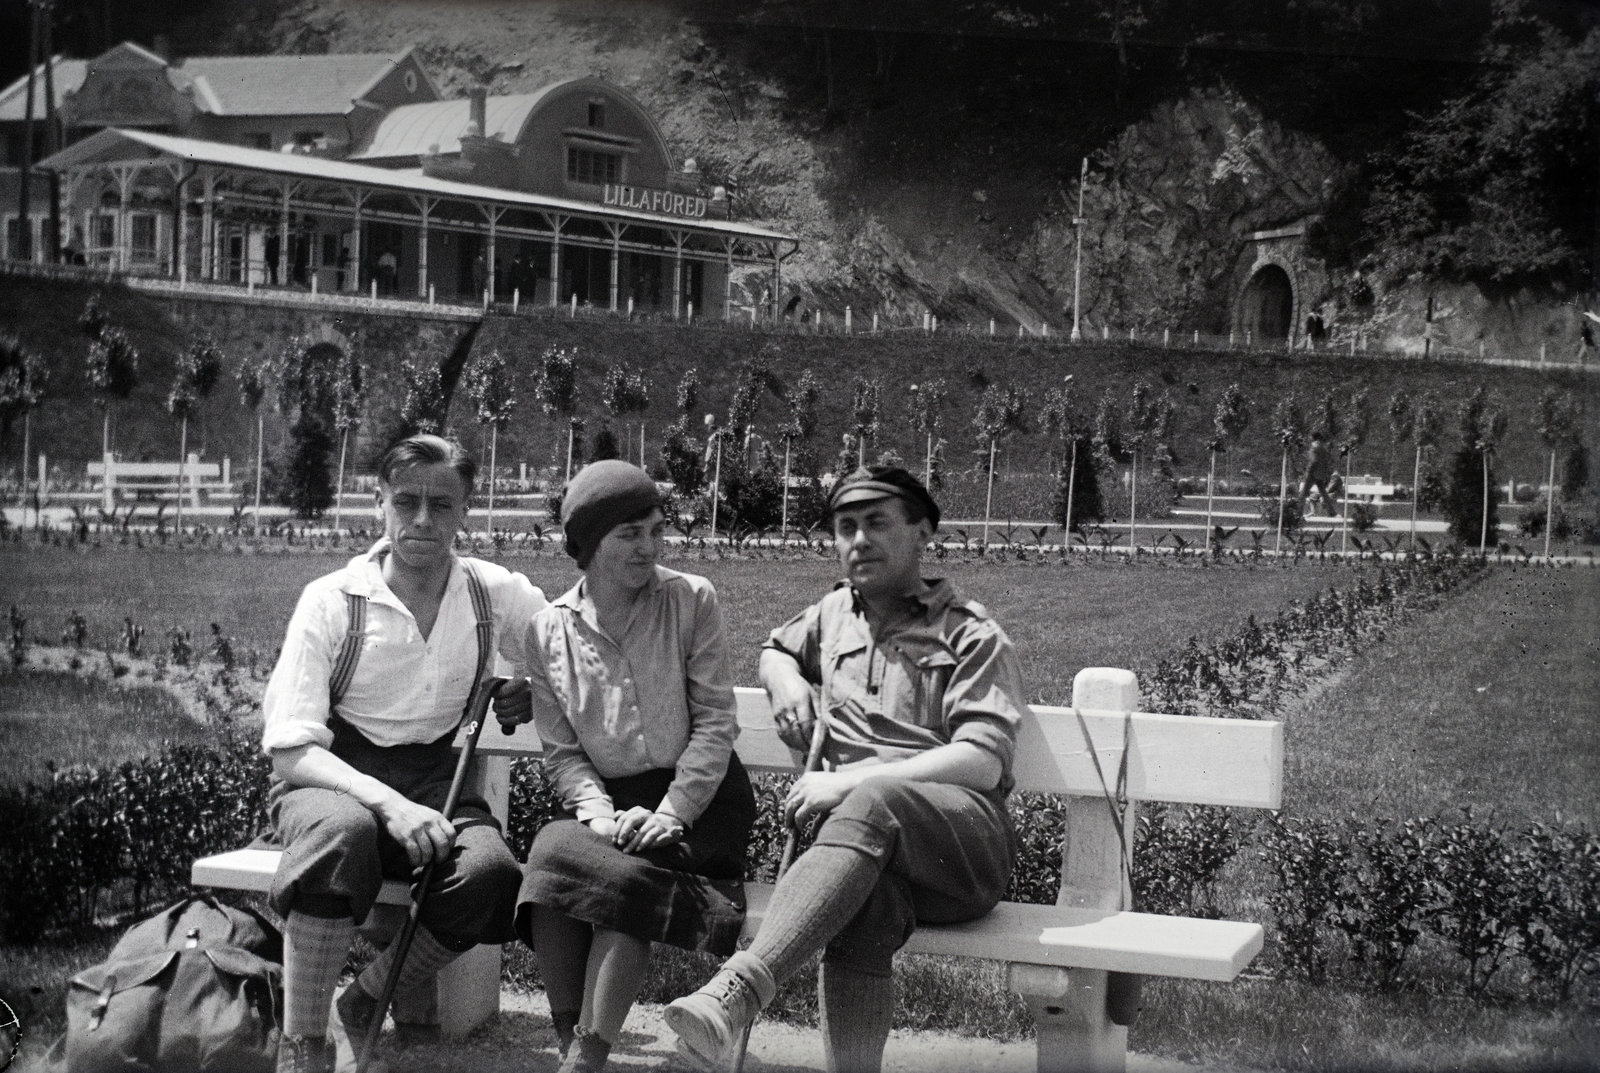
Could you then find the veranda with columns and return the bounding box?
[41,128,796,320]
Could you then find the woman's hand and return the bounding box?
[611,806,686,853]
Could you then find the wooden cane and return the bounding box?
[777,714,830,880]
[354,674,510,1073]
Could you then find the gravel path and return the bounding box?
[377,988,1241,1073]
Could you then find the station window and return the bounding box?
[293,130,324,149]
[244,132,272,150]
[588,101,606,128]
[130,215,158,262]
[566,146,619,185]
[93,214,115,251]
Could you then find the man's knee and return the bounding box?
[423,826,522,948]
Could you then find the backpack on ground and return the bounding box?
[48,894,284,1072]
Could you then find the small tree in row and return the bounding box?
[907,379,948,491]
[0,335,47,515]
[1206,384,1251,551]
[1272,395,1306,554]
[467,348,517,536]
[780,369,821,536]
[167,338,223,534]
[237,359,270,531]
[536,345,580,482]
[1534,389,1581,557]
[974,383,1029,546]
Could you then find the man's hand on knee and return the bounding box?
[375,795,457,869]
[785,769,862,826]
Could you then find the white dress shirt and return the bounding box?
[262,542,546,753]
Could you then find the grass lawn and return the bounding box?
[0,671,216,789]
[0,543,1357,704]
[3,546,1596,1070]
[1277,565,1600,826]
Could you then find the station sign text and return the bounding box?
[603,184,708,219]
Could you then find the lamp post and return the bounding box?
[1070,156,1087,343]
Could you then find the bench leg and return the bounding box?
[1010,964,1126,1073]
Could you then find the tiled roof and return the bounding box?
[170,52,405,116]
[0,58,89,122]
[350,92,546,160]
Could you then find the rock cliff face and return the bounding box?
[1018,88,1345,334]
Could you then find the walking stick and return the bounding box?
[777,713,830,880]
[354,674,511,1073]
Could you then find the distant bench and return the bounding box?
[87,454,232,509]
[1343,480,1396,503]
[194,669,1283,1072]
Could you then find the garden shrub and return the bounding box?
[1444,444,1498,546]
[281,412,335,519]
[1050,436,1105,531]
[1332,817,1433,990]
[1131,803,1239,918]
[1260,814,1349,983]
[1257,492,1305,533]
[1424,811,1526,996]
[1515,821,1600,1000]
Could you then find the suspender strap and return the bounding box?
[328,591,367,708]
[460,562,495,720]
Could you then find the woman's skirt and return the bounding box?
[515,753,756,955]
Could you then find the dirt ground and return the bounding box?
[374,988,1242,1073]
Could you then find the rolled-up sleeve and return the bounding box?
[261,583,340,754]
[762,601,824,685]
[660,580,738,825]
[490,565,546,672]
[527,637,617,824]
[942,620,1027,779]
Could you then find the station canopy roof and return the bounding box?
[40,126,799,248]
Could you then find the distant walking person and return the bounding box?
[1299,433,1338,516]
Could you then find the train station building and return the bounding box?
[3,40,796,318]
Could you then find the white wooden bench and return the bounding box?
[87,454,233,511]
[193,669,1282,1072]
[1342,480,1396,503]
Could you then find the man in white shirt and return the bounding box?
[264,434,546,1073]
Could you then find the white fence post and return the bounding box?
[845,306,852,334]
[872,311,879,334]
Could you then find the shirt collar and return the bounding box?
[840,577,956,622]
[551,565,668,615]
[341,538,464,614]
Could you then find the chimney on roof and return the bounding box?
[468,86,488,138]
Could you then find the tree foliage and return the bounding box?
[1357,6,1597,291]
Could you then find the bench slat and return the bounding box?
[192,849,415,906]
[475,688,1283,810]
[193,851,1259,982]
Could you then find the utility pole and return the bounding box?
[1070,156,1087,343]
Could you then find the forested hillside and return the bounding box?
[3,0,1595,339]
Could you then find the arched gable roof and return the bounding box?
[516,77,675,172]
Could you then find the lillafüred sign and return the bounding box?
[603,184,708,220]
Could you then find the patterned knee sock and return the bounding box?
[356,926,461,1000]
[819,961,894,1073]
[284,911,356,1038]
[747,845,881,985]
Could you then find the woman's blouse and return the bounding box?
[526,565,738,825]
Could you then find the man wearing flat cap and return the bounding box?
[667,465,1029,1073]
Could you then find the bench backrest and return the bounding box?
[87,461,224,479]
[472,679,1282,812]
